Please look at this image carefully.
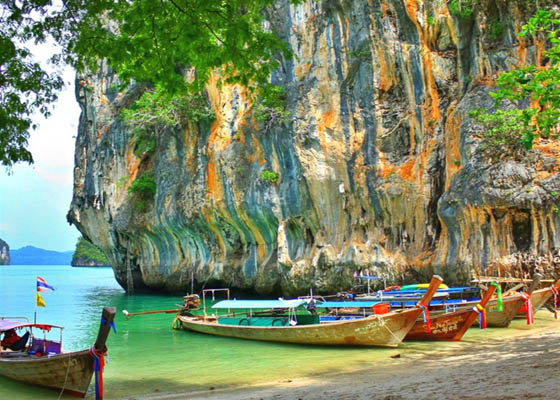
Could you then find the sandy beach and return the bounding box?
[128,313,560,400]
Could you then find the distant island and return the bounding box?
[10,246,73,265]
[0,238,9,265]
[71,237,110,267]
[8,237,109,266]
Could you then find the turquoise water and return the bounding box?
[1,265,556,399]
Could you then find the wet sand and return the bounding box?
[128,312,560,400]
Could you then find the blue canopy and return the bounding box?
[317,301,382,308]
[212,299,306,309]
[381,286,479,295]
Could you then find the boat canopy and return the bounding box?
[317,301,382,308]
[381,286,479,295]
[0,320,62,332]
[212,299,306,309]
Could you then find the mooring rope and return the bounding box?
[57,353,72,400]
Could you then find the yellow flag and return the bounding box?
[36,292,46,308]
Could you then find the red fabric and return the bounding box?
[1,330,20,347]
[552,287,558,320]
[520,292,534,325]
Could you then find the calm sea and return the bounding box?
[0,265,553,399]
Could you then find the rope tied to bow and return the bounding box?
[520,292,534,325]
[417,302,431,333]
[101,316,117,333]
[551,286,558,320]
[89,346,106,400]
[489,282,503,312]
[473,303,487,329]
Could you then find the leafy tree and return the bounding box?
[122,85,214,158]
[0,0,301,168]
[472,9,560,157]
[0,2,63,168]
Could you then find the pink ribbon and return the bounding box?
[521,292,534,325]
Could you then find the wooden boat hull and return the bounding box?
[177,308,422,347]
[484,294,525,328]
[0,350,94,397]
[405,308,477,341]
[514,287,553,319]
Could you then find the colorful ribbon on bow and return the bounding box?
[490,282,503,312]
[417,302,431,333]
[551,286,558,320]
[473,303,487,329]
[89,346,106,400]
[101,316,117,333]
[520,292,534,325]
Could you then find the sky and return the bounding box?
[0,44,82,252]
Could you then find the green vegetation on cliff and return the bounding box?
[72,237,109,267]
[128,172,157,211]
[472,9,560,158]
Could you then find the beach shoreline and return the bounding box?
[126,314,560,400]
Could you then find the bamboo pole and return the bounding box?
[122,309,181,320]
[472,277,555,283]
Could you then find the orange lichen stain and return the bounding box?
[443,102,462,190]
[514,21,527,65]
[316,109,337,157]
[403,0,440,121]
[251,133,266,165]
[379,164,396,179]
[306,14,316,26]
[380,2,388,15]
[322,110,336,130]
[376,45,395,92]
[206,159,223,202]
[534,140,560,158]
[409,251,436,268]
[475,76,496,87]
[399,158,416,182]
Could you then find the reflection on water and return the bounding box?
[0,265,558,399]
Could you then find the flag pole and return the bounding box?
[34,275,37,324]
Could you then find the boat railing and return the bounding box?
[202,288,230,318]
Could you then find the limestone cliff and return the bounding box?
[0,238,9,265]
[68,0,560,295]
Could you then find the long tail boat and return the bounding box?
[515,280,560,319]
[482,278,558,327]
[404,283,497,341]
[174,276,443,347]
[0,307,116,398]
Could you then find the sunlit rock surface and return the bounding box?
[68,0,560,295]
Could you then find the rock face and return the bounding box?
[68,0,560,295]
[71,257,110,267]
[0,238,9,265]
